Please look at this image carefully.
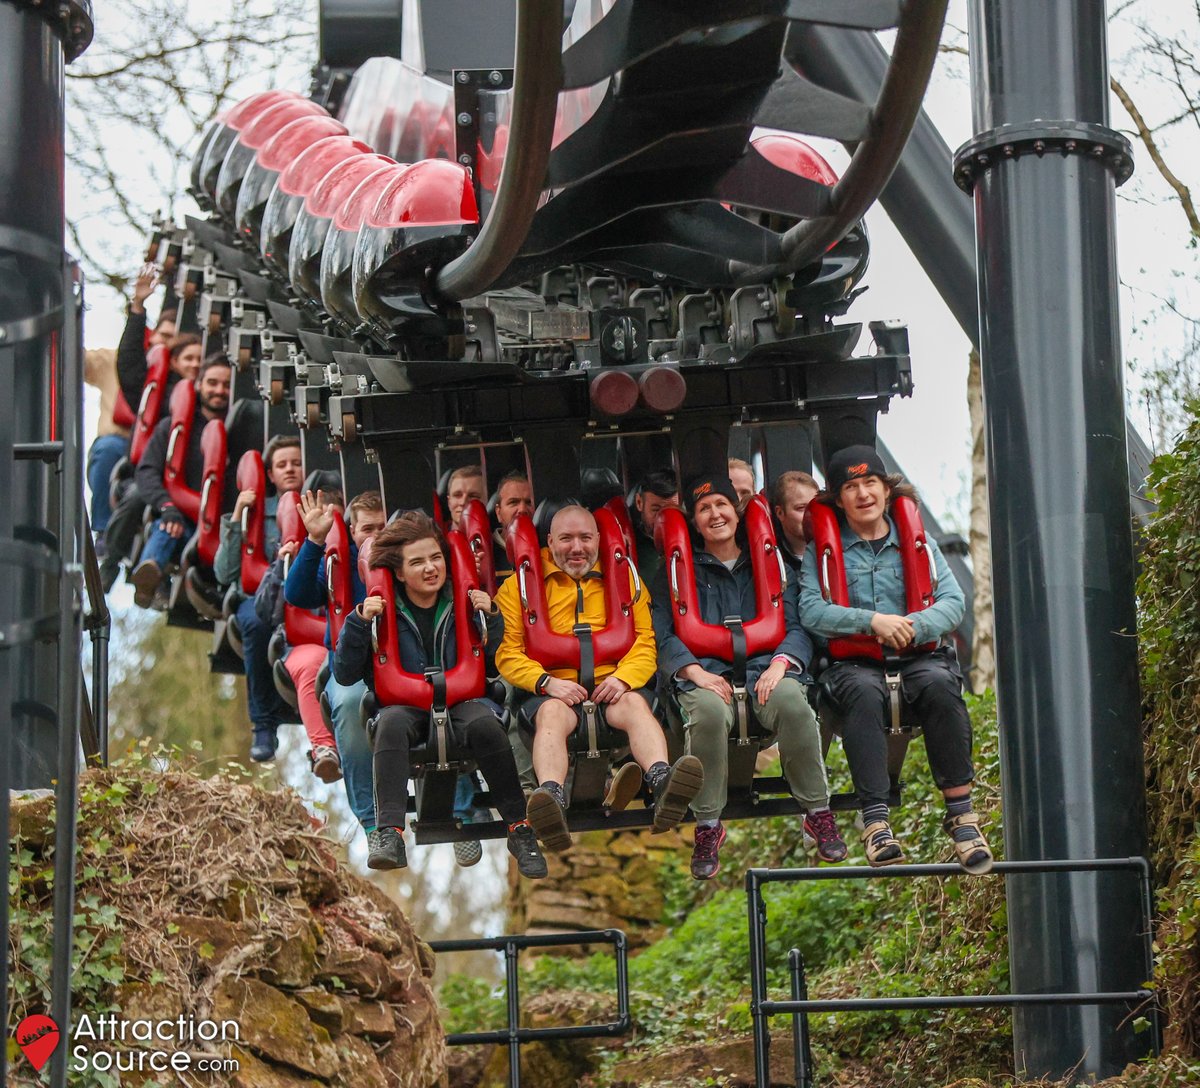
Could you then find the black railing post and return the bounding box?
[789,949,814,1088]
[504,939,522,1088]
[746,871,771,1088]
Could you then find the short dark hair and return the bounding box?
[497,469,529,492]
[167,333,201,360]
[156,309,178,330]
[369,511,446,571]
[199,353,231,379]
[639,469,678,499]
[263,435,301,473]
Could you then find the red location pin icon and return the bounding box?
[16,1014,60,1072]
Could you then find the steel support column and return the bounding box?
[959,2,1148,1077]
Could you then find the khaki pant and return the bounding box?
[677,677,829,820]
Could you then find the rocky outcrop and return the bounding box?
[6,771,445,1088]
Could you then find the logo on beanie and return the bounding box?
[692,481,713,500]
[848,463,869,477]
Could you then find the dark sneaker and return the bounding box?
[691,822,727,880]
[367,827,407,870]
[507,821,548,879]
[453,839,483,867]
[651,755,704,833]
[309,745,343,783]
[130,558,162,608]
[804,809,848,863]
[526,785,572,852]
[250,726,278,763]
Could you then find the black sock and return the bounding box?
[644,761,670,789]
[862,802,890,828]
[945,792,977,842]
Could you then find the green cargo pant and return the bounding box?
[677,677,829,820]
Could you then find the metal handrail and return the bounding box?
[431,929,630,1088]
[746,858,1161,1088]
[432,0,562,301]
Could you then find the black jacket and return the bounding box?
[133,402,230,516]
[334,581,503,692]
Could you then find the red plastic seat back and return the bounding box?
[277,492,327,645]
[367,531,485,709]
[460,499,497,596]
[323,513,354,648]
[164,379,200,522]
[195,420,227,568]
[130,344,171,465]
[656,497,786,661]
[236,451,269,593]
[112,389,136,430]
[503,509,638,672]
[804,495,937,661]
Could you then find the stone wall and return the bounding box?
[507,827,689,950]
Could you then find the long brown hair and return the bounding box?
[368,511,446,571]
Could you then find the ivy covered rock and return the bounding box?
[6,759,445,1088]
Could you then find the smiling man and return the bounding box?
[495,504,702,852]
[130,354,232,607]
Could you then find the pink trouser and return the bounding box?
[285,643,335,749]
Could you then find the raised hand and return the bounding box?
[300,489,336,545]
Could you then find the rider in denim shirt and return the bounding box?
[799,445,992,875]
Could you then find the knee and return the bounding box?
[682,692,729,738]
[535,701,576,736]
[462,708,505,748]
[374,711,421,749]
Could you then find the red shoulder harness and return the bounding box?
[323,513,354,647]
[236,451,268,593]
[194,420,227,568]
[277,492,326,646]
[805,495,937,661]
[130,345,171,465]
[164,379,201,522]
[600,497,637,567]
[460,499,497,596]
[367,530,485,709]
[503,508,639,672]
[656,496,786,660]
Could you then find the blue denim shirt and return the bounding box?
[798,514,964,648]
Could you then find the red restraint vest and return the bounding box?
[459,499,497,596]
[503,508,639,672]
[276,492,327,646]
[164,379,202,522]
[323,513,354,648]
[367,531,486,710]
[655,496,787,661]
[804,495,937,661]
[194,420,227,568]
[130,344,171,464]
[235,451,269,593]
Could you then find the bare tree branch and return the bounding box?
[1111,75,1200,237]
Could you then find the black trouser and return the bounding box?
[371,700,526,830]
[818,649,974,809]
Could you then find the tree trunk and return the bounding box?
[968,349,996,692]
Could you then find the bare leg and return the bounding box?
[531,700,576,784]
[604,695,667,769]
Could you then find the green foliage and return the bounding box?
[1137,408,1200,1056]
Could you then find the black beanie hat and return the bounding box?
[684,474,739,516]
[825,445,888,495]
